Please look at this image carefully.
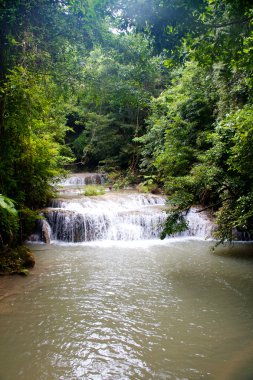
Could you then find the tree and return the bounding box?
[134,0,253,241]
[0,0,108,247]
[68,33,163,170]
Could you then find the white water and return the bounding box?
[41,192,167,242]
[58,173,106,187]
[185,208,214,239]
[32,173,215,243]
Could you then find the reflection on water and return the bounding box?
[0,239,253,380]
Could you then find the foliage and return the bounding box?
[83,185,106,196]
[0,67,73,207]
[137,175,160,194]
[136,3,253,241]
[160,211,189,240]
[68,34,163,170]
[0,0,107,248]
[0,194,17,216]
[0,0,253,247]
[104,169,135,190]
[205,106,253,241]
[0,194,19,247]
[136,183,150,194]
[152,68,253,240]
[110,0,253,70]
[138,61,215,184]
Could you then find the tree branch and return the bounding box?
[195,197,233,213]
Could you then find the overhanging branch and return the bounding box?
[195,197,233,213]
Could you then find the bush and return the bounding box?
[83,185,106,196]
[136,183,150,193]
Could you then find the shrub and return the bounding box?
[83,185,106,196]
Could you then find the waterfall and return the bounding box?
[43,193,167,242]
[32,173,215,243]
[183,208,215,239]
[58,173,106,187]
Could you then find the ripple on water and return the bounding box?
[1,240,253,379]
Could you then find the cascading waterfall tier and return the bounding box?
[184,208,215,240]
[41,193,167,242]
[56,173,107,197]
[32,173,215,243]
[58,172,106,187]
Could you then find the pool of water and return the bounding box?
[0,239,253,379]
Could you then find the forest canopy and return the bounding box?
[0,0,253,248]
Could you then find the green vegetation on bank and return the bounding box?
[0,0,253,271]
[119,0,253,242]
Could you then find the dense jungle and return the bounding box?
[0,0,253,272]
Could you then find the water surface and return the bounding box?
[0,239,253,380]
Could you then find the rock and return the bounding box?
[0,245,35,275]
[42,220,51,244]
[17,246,35,268]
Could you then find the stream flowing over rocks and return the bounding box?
[31,173,215,243]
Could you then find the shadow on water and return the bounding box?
[212,242,253,259]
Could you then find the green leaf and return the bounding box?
[0,195,18,216]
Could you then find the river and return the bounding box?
[0,174,253,380]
